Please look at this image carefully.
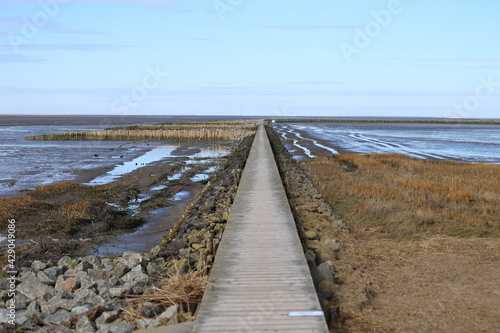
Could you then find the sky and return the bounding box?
[0,0,499,118]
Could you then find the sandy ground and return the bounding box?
[334,233,500,333]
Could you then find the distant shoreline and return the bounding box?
[1,114,499,127]
[274,118,500,125]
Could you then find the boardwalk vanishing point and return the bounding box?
[192,125,329,332]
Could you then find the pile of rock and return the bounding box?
[0,134,255,333]
[266,125,347,328]
[0,252,181,332]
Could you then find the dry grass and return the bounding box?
[302,153,500,238]
[26,129,255,141]
[0,195,36,223]
[110,120,257,131]
[122,269,209,326]
[26,119,257,141]
[0,181,142,236]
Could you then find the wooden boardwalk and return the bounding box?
[193,125,328,333]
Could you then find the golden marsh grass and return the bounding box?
[302,153,500,238]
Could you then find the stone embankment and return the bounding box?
[266,124,348,329]
[0,134,254,333]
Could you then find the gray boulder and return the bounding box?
[17,277,53,301]
[96,322,135,333]
[44,309,72,325]
[76,315,97,333]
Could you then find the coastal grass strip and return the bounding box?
[26,129,255,141]
[107,120,258,131]
[274,118,500,125]
[302,153,500,238]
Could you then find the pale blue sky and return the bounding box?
[1,0,499,117]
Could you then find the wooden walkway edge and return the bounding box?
[192,125,328,332]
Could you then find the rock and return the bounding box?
[131,264,143,272]
[83,255,102,267]
[121,271,148,288]
[96,280,110,298]
[38,270,57,285]
[31,260,47,271]
[26,300,40,315]
[57,299,79,311]
[150,245,161,257]
[18,270,36,281]
[146,262,157,275]
[0,308,28,325]
[17,277,53,301]
[191,243,203,251]
[109,285,132,298]
[43,266,62,281]
[304,230,319,240]
[110,263,130,278]
[44,309,72,325]
[52,328,74,333]
[79,275,97,289]
[74,261,93,273]
[158,304,179,321]
[321,238,343,253]
[71,305,94,316]
[76,315,97,333]
[316,262,335,284]
[96,322,135,333]
[74,288,97,302]
[41,302,58,315]
[88,268,107,280]
[318,280,337,294]
[58,256,77,269]
[117,252,142,269]
[89,295,106,305]
[95,310,120,327]
[167,313,185,325]
[137,318,160,329]
[56,276,81,292]
[13,292,30,309]
[140,304,163,318]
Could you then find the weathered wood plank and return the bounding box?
[191,125,328,332]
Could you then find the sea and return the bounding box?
[273,121,500,163]
[1,115,499,199]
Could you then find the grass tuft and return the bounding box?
[121,269,209,326]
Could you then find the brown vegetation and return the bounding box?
[109,120,257,131]
[0,181,145,261]
[26,129,255,141]
[298,153,500,332]
[26,120,258,141]
[302,153,500,238]
[122,269,209,326]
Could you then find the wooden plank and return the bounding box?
[191,125,328,333]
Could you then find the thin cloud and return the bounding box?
[1,0,178,5]
[0,44,141,52]
[0,54,43,63]
[289,81,344,85]
[260,24,361,30]
[190,38,217,42]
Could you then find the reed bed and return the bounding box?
[109,120,257,131]
[26,129,255,141]
[302,153,500,238]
